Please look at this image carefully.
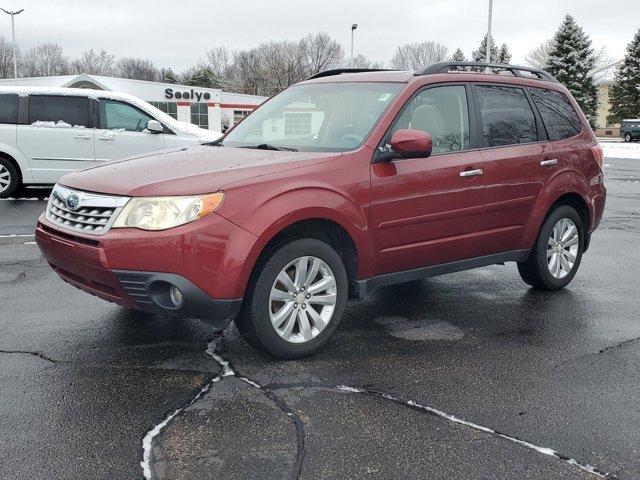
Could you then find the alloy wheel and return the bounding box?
[0,165,11,193]
[269,256,337,343]
[547,218,579,279]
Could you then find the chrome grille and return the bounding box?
[45,184,130,236]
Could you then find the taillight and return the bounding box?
[591,144,604,171]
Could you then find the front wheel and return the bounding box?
[517,205,584,290]
[236,238,348,359]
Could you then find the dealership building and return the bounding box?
[0,73,267,132]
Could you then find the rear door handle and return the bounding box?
[459,169,483,177]
[98,136,115,141]
[540,159,558,166]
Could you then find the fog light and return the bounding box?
[169,285,183,307]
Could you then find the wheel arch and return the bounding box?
[238,215,364,300]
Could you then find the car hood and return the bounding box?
[59,146,342,197]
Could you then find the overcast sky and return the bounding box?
[1,0,638,72]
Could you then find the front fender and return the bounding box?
[217,185,372,298]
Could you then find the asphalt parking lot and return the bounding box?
[1,155,639,480]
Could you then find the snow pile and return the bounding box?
[600,142,640,160]
[30,120,85,129]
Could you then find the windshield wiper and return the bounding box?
[240,143,298,152]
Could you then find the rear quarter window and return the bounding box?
[529,88,582,141]
[0,94,18,124]
[28,95,90,128]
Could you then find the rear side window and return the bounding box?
[530,88,582,141]
[476,85,538,147]
[0,94,18,124]
[389,85,470,154]
[28,95,90,127]
[99,100,154,132]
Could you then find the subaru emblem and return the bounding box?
[66,194,80,211]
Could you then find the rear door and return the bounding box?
[95,99,165,162]
[475,84,550,253]
[370,84,487,275]
[0,94,20,189]
[17,95,95,184]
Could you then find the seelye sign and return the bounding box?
[165,88,212,102]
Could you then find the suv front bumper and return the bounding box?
[35,219,243,329]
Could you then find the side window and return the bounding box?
[99,100,154,132]
[476,85,538,147]
[389,85,470,154]
[530,88,582,141]
[28,95,90,127]
[0,94,18,124]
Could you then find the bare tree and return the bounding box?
[206,46,233,77]
[70,49,115,75]
[0,36,18,78]
[116,57,160,81]
[256,40,307,96]
[526,39,614,82]
[352,54,384,69]
[390,41,448,70]
[525,39,554,69]
[21,43,69,77]
[300,32,344,75]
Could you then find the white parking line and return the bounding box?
[0,197,48,201]
[0,234,34,238]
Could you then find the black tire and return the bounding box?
[236,238,348,359]
[624,132,632,142]
[0,157,20,199]
[517,205,584,290]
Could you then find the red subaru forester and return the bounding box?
[36,62,606,358]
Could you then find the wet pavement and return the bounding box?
[1,157,639,479]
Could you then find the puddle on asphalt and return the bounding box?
[374,316,464,341]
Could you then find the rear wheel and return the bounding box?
[236,238,348,359]
[517,205,584,290]
[0,158,20,199]
[624,132,632,142]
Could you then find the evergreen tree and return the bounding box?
[161,68,178,84]
[497,43,511,64]
[544,14,598,128]
[472,35,498,63]
[451,48,466,62]
[182,64,222,89]
[608,28,640,125]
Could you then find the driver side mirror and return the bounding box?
[389,129,432,159]
[146,120,163,134]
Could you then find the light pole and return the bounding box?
[0,8,24,78]
[350,24,358,68]
[485,0,493,64]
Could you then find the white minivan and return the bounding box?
[0,87,221,198]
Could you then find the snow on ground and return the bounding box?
[600,142,640,160]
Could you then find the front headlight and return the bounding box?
[112,192,224,231]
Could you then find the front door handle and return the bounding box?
[74,134,91,139]
[540,159,558,166]
[98,136,115,141]
[459,169,483,177]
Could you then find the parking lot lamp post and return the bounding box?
[350,24,358,68]
[0,8,24,78]
[485,0,493,64]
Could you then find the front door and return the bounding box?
[17,95,95,184]
[370,84,486,275]
[95,100,165,162]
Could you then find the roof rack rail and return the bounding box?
[307,68,395,80]
[415,62,558,83]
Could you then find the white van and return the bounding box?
[0,87,221,198]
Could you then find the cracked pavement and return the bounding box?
[1,157,640,479]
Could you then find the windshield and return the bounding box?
[222,82,403,152]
